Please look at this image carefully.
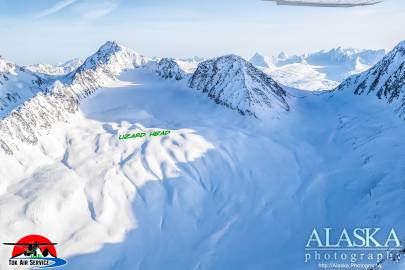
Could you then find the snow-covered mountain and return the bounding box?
[68,41,149,98]
[75,41,147,75]
[0,56,73,154]
[25,58,83,76]
[305,47,384,67]
[0,40,404,270]
[249,53,273,68]
[251,47,385,91]
[155,58,186,80]
[189,54,289,116]
[0,56,46,117]
[335,41,405,118]
[149,57,201,75]
[0,41,148,155]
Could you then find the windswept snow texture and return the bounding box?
[251,48,385,91]
[189,54,289,116]
[0,41,404,270]
[264,0,382,7]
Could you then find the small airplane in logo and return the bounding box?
[261,0,383,7]
[3,241,58,258]
[4,235,67,268]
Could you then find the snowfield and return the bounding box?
[0,41,404,270]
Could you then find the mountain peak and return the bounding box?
[98,41,123,54]
[211,54,255,69]
[250,53,271,68]
[222,54,244,61]
[189,54,289,116]
[73,41,147,77]
[278,52,288,60]
[218,54,263,67]
[78,41,127,70]
[156,58,185,80]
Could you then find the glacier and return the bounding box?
[0,40,404,270]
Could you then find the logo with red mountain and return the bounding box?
[4,235,67,268]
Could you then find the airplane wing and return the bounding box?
[261,0,383,7]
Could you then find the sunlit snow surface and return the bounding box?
[0,69,404,270]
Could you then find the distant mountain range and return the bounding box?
[250,47,385,90]
[25,58,83,76]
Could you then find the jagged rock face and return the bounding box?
[156,58,185,80]
[189,54,289,116]
[336,41,405,117]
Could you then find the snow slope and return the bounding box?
[0,41,404,270]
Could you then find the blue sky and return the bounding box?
[0,0,404,64]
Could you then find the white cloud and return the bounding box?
[36,0,78,18]
[73,0,119,19]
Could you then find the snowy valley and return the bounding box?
[0,40,404,270]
